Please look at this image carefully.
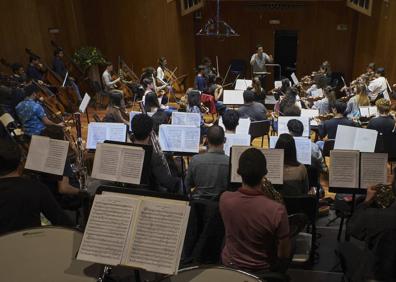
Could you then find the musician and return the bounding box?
[238,90,267,121]
[344,84,370,118]
[131,114,181,193]
[0,138,73,235]
[156,57,167,83]
[222,109,240,134]
[220,148,290,273]
[11,63,27,84]
[366,62,376,77]
[250,44,273,88]
[202,57,216,78]
[186,90,212,134]
[142,77,168,114]
[102,62,125,109]
[368,67,389,101]
[26,55,44,82]
[320,61,333,87]
[185,126,229,199]
[278,88,301,115]
[273,78,291,101]
[248,77,266,105]
[53,48,82,101]
[318,101,354,141]
[312,87,336,115]
[367,98,395,135]
[102,93,129,125]
[15,85,64,136]
[195,65,208,92]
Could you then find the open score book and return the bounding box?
[77,193,190,275]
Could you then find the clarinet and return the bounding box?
[73,112,88,191]
[138,102,172,175]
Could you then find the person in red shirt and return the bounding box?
[220,148,291,273]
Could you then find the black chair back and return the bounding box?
[382,133,396,162]
[249,120,271,147]
[322,139,335,157]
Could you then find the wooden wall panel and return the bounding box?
[81,0,196,85]
[195,1,358,82]
[0,0,86,72]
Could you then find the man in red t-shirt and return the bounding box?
[220,148,291,273]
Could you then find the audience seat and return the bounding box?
[249,120,271,147]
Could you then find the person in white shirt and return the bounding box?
[156,57,171,105]
[368,67,390,101]
[102,63,125,109]
[250,44,273,89]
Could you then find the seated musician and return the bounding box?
[368,67,389,101]
[202,74,226,115]
[142,78,169,114]
[131,114,181,193]
[312,86,336,115]
[367,98,395,134]
[275,133,309,196]
[238,90,267,121]
[103,93,129,125]
[222,109,239,134]
[278,88,301,115]
[185,126,229,199]
[220,148,290,273]
[15,85,64,136]
[194,65,208,92]
[273,78,291,101]
[202,57,216,78]
[52,48,82,101]
[102,62,125,109]
[344,84,370,118]
[338,183,396,281]
[11,63,27,84]
[247,77,266,105]
[186,90,213,135]
[318,100,354,140]
[26,55,44,83]
[0,138,73,235]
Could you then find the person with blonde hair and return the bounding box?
[345,84,370,118]
[367,98,395,134]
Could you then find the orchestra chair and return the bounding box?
[229,59,246,78]
[381,132,396,171]
[249,120,271,147]
[283,195,318,265]
[91,81,109,110]
[327,197,353,242]
[322,139,335,158]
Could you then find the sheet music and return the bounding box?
[329,150,359,188]
[224,133,251,156]
[230,146,284,184]
[77,195,139,266]
[235,79,252,90]
[301,109,319,119]
[369,106,378,117]
[359,107,370,117]
[270,136,311,165]
[311,88,324,98]
[92,143,145,184]
[291,73,299,85]
[334,125,377,153]
[25,135,68,175]
[278,116,310,137]
[219,117,251,135]
[87,122,127,149]
[159,125,200,153]
[360,153,388,189]
[125,199,190,275]
[274,81,282,89]
[79,93,91,113]
[223,90,244,105]
[171,112,201,127]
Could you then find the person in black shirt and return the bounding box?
[237,90,268,121]
[318,101,355,140]
[26,55,45,82]
[367,98,395,134]
[0,138,72,235]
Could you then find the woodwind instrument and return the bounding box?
[139,101,171,175]
[73,112,88,191]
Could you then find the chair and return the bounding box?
[322,139,335,157]
[229,59,246,78]
[91,81,109,109]
[249,120,271,147]
[283,195,318,264]
[381,132,396,170]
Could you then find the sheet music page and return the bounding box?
[311,88,323,98]
[369,106,378,117]
[79,93,91,113]
[25,135,68,175]
[360,153,388,188]
[77,194,139,266]
[329,150,359,188]
[124,199,190,275]
[359,107,370,117]
[235,79,252,90]
[278,116,310,137]
[274,81,282,89]
[118,146,145,184]
[270,136,311,165]
[224,133,251,156]
[301,109,319,119]
[107,123,127,142]
[291,73,299,85]
[87,123,127,149]
[223,90,244,105]
[171,112,201,127]
[159,125,200,153]
[334,125,358,151]
[230,146,284,184]
[129,111,140,129]
[353,127,378,153]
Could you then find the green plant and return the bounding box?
[72,46,107,72]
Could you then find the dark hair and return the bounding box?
[197,65,206,72]
[237,148,267,186]
[11,63,23,73]
[368,62,376,70]
[207,125,225,146]
[152,111,169,135]
[187,90,201,108]
[29,55,39,63]
[142,78,153,89]
[158,57,166,67]
[256,44,263,50]
[106,62,113,68]
[243,90,255,103]
[202,57,211,65]
[283,105,301,116]
[0,138,21,176]
[331,100,347,115]
[376,67,385,76]
[131,114,153,141]
[24,84,38,97]
[287,119,304,137]
[109,93,122,107]
[281,78,291,91]
[54,48,63,56]
[222,110,239,131]
[275,133,300,166]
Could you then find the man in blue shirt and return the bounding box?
[16,85,64,136]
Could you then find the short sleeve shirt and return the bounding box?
[16,99,46,136]
[220,188,290,271]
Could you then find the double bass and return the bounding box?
[111,57,133,103]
